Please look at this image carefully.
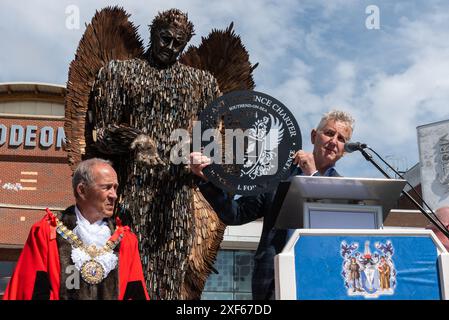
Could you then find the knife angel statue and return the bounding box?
[64,6,257,299]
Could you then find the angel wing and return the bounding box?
[180,189,226,299]
[179,24,257,299]
[64,6,144,170]
[265,114,284,151]
[180,22,258,92]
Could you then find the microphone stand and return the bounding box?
[358,147,449,239]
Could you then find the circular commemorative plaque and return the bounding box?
[198,90,302,195]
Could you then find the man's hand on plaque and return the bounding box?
[293,150,317,176]
[189,152,211,181]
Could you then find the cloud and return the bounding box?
[0,0,304,84]
[2,0,449,179]
[263,1,449,176]
[357,8,449,167]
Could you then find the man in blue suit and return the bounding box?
[190,109,355,299]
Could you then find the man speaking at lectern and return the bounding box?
[190,109,355,300]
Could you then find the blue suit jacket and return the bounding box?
[199,166,340,300]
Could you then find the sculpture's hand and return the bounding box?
[94,125,140,154]
[131,134,165,166]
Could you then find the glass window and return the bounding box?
[0,261,16,295]
[202,249,254,300]
[234,251,253,292]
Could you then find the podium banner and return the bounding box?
[275,230,449,300]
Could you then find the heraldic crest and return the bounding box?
[242,114,285,180]
[341,240,396,298]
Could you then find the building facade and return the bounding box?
[0,82,73,297]
[0,82,261,299]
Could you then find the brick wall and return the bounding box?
[0,116,73,250]
[0,208,46,246]
[0,161,73,208]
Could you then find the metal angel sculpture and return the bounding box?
[64,7,257,299]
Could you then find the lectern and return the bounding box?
[274,176,406,230]
[273,176,449,300]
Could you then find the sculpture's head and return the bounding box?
[149,9,194,68]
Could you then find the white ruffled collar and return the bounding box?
[71,207,118,281]
[74,206,111,247]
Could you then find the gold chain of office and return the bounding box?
[54,216,124,285]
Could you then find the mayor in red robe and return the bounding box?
[4,158,149,300]
[3,207,149,300]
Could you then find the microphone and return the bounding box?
[344,141,367,153]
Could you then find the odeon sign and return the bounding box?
[0,124,66,148]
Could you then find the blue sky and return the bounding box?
[1,0,449,178]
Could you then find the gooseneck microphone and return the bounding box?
[344,141,367,153]
[348,142,449,240]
